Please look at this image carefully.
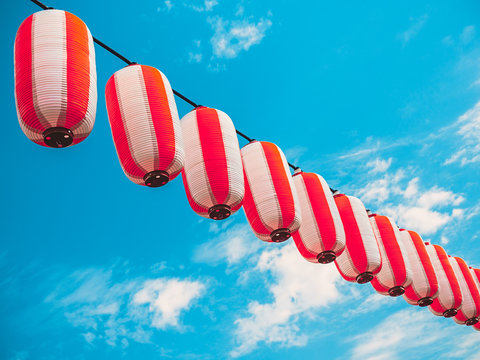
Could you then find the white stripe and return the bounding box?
[242,141,279,233]
[278,148,301,231]
[451,258,475,323]
[370,216,392,292]
[115,65,156,172]
[182,109,213,211]
[293,173,323,254]
[319,175,346,254]
[401,231,431,303]
[217,109,244,209]
[427,245,455,314]
[32,10,66,128]
[160,71,184,176]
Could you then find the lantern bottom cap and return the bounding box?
[317,251,336,264]
[466,317,479,326]
[388,286,405,297]
[418,297,433,307]
[208,204,231,220]
[43,127,73,148]
[356,272,374,284]
[144,171,169,187]
[270,228,291,243]
[443,309,458,318]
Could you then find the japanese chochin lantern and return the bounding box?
[369,214,412,296]
[400,229,439,307]
[426,243,463,318]
[334,194,382,284]
[181,106,244,220]
[450,258,480,326]
[241,141,301,242]
[292,170,345,263]
[14,10,97,148]
[105,64,184,187]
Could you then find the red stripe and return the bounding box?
[141,65,176,172]
[63,12,90,130]
[456,257,480,318]
[302,172,337,251]
[373,215,408,286]
[292,232,317,261]
[432,245,462,311]
[242,165,271,238]
[409,231,438,298]
[261,142,295,228]
[181,170,208,215]
[105,73,146,180]
[335,195,367,274]
[196,107,229,204]
[15,15,46,135]
[371,278,390,294]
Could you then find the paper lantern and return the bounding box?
[105,64,184,187]
[451,258,480,326]
[400,229,439,307]
[241,141,301,242]
[14,10,97,148]
[369,214,412,296]
[292,170,345,263]
[426,244,463,318]
[181,106,244,220]
[334,194,382,284]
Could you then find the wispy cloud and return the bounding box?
[443,100,480,166]
[230,243,342,357]
[398,14,429,46]
[45,265,207,347]
[348,308,480,360]
[460,25,476,45]
[185,0,218,12]
[209,16,272,59]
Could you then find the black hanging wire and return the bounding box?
[28,0,336,192]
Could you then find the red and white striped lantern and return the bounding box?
[105,64,184,187]
[369,214,412,296]
[292,170,345,263]
[451,258,480,326]
[426,244,463,318]
[334,194,382,284]
[241,141,301,242]
[181,106,244,220]
[400,229,439,307]
[14,10,97,148]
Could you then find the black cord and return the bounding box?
[27,0,332,188]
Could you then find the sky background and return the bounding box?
[2,0,480,359]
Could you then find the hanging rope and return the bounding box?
[28,0,335,191]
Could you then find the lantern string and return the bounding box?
[28,0,335,192]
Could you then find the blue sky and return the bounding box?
[2,0,480,359]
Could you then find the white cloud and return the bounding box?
[460,25,476,45]
[209,16,272,59]
[444,100,480,166]
[132,278,205,329]
[367,157,392,174]
[398,14,429,46]
[188,40,203,63]
[230,243,342,357]
[185,0,218,12]
[284,146,308,165]
[45,266,206,347]
[193,223,260,266]
[349,308,480,360]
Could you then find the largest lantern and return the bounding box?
[105,64,184,187]
[292,169,345,263]
[181,106,244,220]
[241,141,301,242]
[334,194,382,284]
[14,10,97,148]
